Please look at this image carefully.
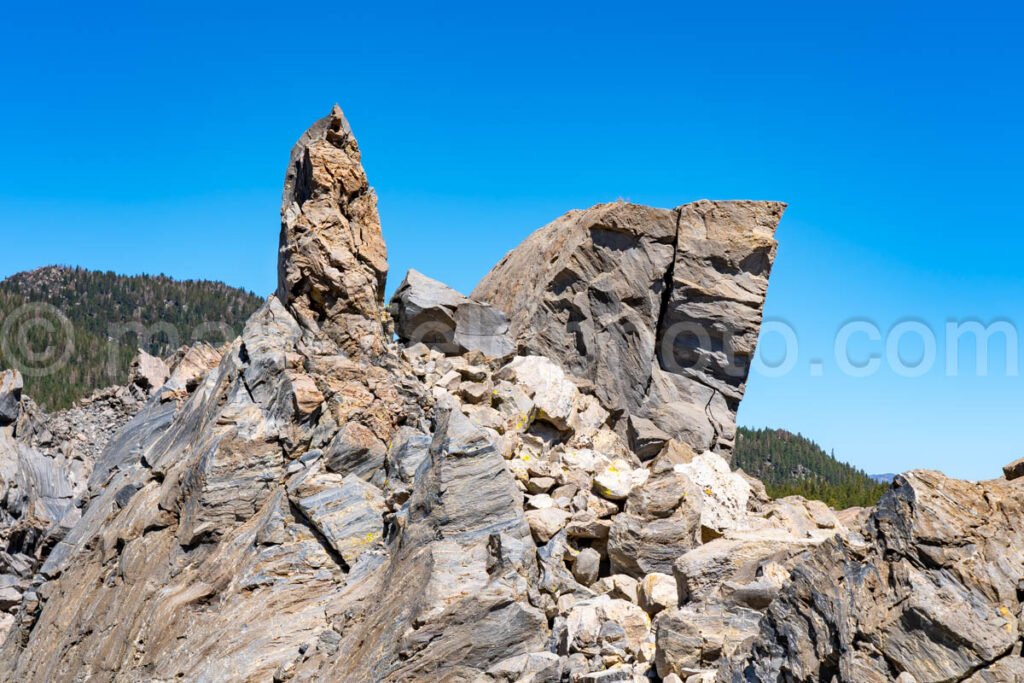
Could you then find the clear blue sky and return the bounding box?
[2,2,1021,479]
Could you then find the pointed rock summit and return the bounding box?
[278,104,389,357]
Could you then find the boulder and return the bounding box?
[672,530,817,607]
[487,651,563,682]
[502,355,579,431]
[627,415,671,461]
[453,300,515,359]
[526,476,556,494]
[572,547,602,586]
[607,465,702,577]
[390,269,514,358]
[758,495,844,540]
[593,574,640,604]
[563,595,652,658]
[593,459,647,501]
[673,452,751,540]
[473,200,784,458]
[560,447,611,475]
[1003,456,1024,481]
[638,573,677,616]
[129,350,170,394]
[526,507,571,544]
[389,269,464,350]
[566,510,612,541]
[608,511,699,578]
[0,369,23,425]
[526,493,556,510]
[655,604,762,679]
[625,464,699,520]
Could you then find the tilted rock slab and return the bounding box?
[286,403,548,681]
[0,357,169,641]
[473,199,784,457]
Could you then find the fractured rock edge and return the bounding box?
[473,198,784,459]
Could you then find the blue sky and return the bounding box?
[1,2,1021,479]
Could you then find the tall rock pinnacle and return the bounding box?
[277,105,389,357]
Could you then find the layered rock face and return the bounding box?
[472,200,783,456]
[1,105,1020,683]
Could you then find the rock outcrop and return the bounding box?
[723,470,1024,682]
[0,104,1016,683]
[128,349,170,395]
[0,349,197,642]
[473,199,784,457]
[0,300,416,680]
[277,104,390,358]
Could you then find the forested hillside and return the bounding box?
[0,266,263,410]
[734,426,889,508]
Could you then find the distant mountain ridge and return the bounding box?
[0,266,264,410]
[734,426,888,508]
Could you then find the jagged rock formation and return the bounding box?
[0,354,175,641]
[128,349,170,395]
[277,104,390,359]
[1,105,1019,683]
[723,470,1024,682]
[473,200,783,457]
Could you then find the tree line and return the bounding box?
[733,426,889,509]
[0,266,264,410]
